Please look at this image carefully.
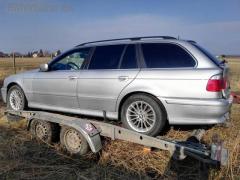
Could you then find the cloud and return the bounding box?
[67,14,240,54]
[1,14,239,54]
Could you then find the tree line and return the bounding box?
[0,49,61,58]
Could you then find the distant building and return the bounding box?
[0,51,7,57]
[32,51,39,58]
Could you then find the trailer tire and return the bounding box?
[60,126,89,155]
[30,119,58,144]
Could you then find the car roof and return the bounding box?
[75,36,194,48]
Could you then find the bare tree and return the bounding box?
[38,49,43,57]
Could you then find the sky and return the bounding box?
[0,0,239,55]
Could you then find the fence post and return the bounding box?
[13,52,16,74]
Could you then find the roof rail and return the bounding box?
[187,40,197,44]
[76,36,176,46]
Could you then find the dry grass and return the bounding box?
[0,57,239,179]
[0,57,50,67]
[0,57,50,80]
[0,117,148,179]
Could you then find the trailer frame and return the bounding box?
[5,110,228,167]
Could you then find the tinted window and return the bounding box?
[120,45,137,69]
[142,43,196,68]
[50,48,90,71]
[192,43,220,66]
[88,45,125,69]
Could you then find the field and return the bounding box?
[0,57,239,179]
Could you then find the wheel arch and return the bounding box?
[7,82,21,92]
[117,91,168,121]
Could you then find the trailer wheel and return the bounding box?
[30,119,58,143]
[60,126,89,155]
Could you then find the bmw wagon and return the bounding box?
[1,36,232,136]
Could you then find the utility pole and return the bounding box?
[13,52,16,74]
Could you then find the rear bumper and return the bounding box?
[160,96,233,125]
[1,87,7,103]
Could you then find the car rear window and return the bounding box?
[88,45,125,69]
[192,43,221,66]
[120,45,137,69]
[141,43,196,68]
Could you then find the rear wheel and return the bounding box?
[121,94,166,136]
[60,126,89,155]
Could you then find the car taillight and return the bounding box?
[206,74,226,92]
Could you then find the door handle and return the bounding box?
[118,76,129,81]
[68,76,77,80]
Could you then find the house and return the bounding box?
[32,51,39,58]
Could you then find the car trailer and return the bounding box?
[5,110,228,167]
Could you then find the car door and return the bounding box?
[77,44,140,112]
[29,48,90,110]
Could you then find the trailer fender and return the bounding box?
[24,114,102,153]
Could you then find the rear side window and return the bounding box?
[141,43,196,68]
[88,45,125,69]
[191,43,220,66]
[120,45,137,69]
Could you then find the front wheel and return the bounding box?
[121,94,166,136]
[7,85,26,111]
[6,85,27,121]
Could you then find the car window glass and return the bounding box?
[51,48,90,71]
[191,43,220,66]
[142,43,196,68]
[120,45,137,69]
[88,45,125,69]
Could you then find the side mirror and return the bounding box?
[39,64,49,72]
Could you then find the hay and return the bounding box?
[0,104,239,179]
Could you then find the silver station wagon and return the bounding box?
[1,36,232,136]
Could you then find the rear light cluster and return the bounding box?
[206,74,227,92]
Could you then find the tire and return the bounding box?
[121,94,166,136]
[7,85,26,111]
[30,119,58,144]
[60,126,89,155]
[7,85,27,121]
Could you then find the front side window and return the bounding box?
[50,48,90,71]
[120,45,137,69]
[88,45,125,69]
[141,43,196,68]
